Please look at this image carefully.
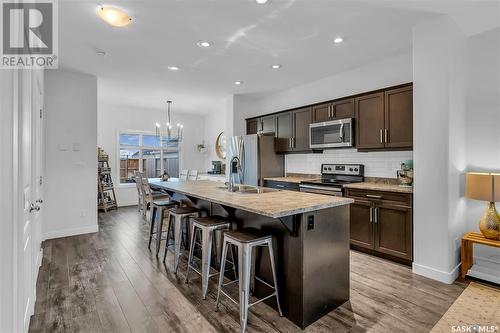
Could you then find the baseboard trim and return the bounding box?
[118,201,137,207]
[412,262,460,284]
[42,224,98,241]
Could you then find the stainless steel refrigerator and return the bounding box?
[227,134,284,186]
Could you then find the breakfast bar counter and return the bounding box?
[150,180,353,329]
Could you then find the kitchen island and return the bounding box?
[150,180,353,329]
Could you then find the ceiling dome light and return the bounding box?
[197,40,213,48]
[333,37,343,44]
[167,66,180,71]
[98,6,132,27]
[234,81,243,85]
[256,0,269,4]
[271,64,282,69]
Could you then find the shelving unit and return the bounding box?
[98,148,117,212]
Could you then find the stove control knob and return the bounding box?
[355,168,358,171]
[328,167,332,171]
[349,168,353,172]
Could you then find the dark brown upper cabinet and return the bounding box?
[292,107,312,151]
[246,115,276,135]
[384,86,413,148]
[312,98,354,123]
[355,92,386,149]
[261,115,276,135]
[275,111,294,152]
[275,107,312,153]
[355,85,413,150]
[246,118,259,135]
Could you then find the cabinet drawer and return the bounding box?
[264,180,299,191]
[346,189,411,206]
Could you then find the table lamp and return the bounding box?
[465,172,500,240]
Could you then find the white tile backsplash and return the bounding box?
[285,149,413,178]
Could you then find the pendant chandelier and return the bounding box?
[155,100,183,142]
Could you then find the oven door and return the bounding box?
[299,184,344,197]
[309,118,353,149]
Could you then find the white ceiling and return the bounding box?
[58,0,500,115]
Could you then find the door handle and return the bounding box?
[379,129,383,143]
[366,194,382,199]
[384,129,388,143]
[369,207,373,223]
[374,207,379,223]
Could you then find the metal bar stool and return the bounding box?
[148,199,179,256]
[163,206,203,272]
[185,216,238,299]
[215,228,282,332]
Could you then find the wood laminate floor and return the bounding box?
[29,206,469,333]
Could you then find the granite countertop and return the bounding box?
[343,182,413,194]
[150,180,353,218]
[264,174,321,184]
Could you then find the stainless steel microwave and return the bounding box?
[309,118,354,149]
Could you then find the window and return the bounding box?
[119,132,180,183]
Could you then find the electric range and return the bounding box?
[299,164,364,196]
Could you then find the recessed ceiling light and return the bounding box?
[271,64,282,69]
[234,81,243,85]
[167,66,180,71]
[197,40,213,48]
[255,0,269,4]
[97,6,132,27]
[333,37,343,44]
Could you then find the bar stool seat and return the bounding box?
[224,228,269,243]
[216,228,282,333]
[164,206,203,272]
[148,200,179,255]
[185,216,237,299]
[169,206,200,215]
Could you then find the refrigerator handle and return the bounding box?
[239,137,245,183]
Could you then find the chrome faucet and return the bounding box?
[228,156,240,192]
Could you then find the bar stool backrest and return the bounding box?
[187,170,198,181]
[180,169,189,181]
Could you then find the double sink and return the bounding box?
[217,184,280,194]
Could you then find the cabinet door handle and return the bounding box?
[292,137,296,148]
[374,207,379,223]
[379,129,383,143]
[369,207,373,223]
[366,194,382,199]
[384,129,388,143]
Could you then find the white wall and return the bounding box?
[98,104,206,206]
[203,108,227,170]
[248,52,412,120]
[44,69,98,239]
[412,17,467,283]
[465,28,500,270]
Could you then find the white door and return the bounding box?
[31,70,44,306]
[18,69,35,332]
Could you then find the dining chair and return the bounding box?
[188,170,198,181]
[180,169,189,181]
[134,171,145,213]
[141,175,169,221]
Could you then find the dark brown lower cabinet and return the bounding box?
[347,188,413,264]
[349,199,374,249]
